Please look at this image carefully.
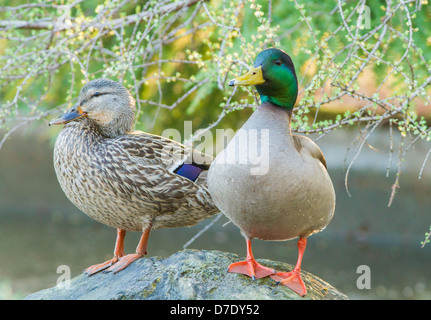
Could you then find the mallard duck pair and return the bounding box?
[50,48,335,296]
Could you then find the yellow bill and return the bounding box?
[228,66,265,87]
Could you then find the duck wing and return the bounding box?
[114,131,213,179]
[93,131,216,220]
[292,134,327,169]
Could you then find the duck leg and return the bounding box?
[84,229,126,276]
[105,225,151,274]
[228,237,276,279]
[270,237,307,296]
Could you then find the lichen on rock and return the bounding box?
[25,249,348,300]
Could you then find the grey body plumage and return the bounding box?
[206,48,336,296]
[208,102,335,241]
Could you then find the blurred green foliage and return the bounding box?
[0,0,430,144]
[0,0,431,138]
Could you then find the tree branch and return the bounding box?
[0,0,204,31]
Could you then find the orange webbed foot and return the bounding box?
[105,253,145,274]
[230,237,276,279]
[228,258,276,279]
[270,237,308,296]
[84,255,121,276]
[271,270,307,296]
[105,228,150,274]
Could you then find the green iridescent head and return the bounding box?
[229,48,298,110]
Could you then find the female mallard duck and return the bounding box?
[207,48,336,296]
[49,78,218,275]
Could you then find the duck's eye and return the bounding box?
[93,92,101,97]
[275,60,282,66]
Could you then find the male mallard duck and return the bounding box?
[49,78,218,275]
[207,48,336,296]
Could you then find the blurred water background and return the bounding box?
[0,124,430,300]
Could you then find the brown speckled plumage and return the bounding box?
[50,78,218,274]
[54,121,217,231]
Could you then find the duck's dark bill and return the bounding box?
[49,106,87,126]
[228,66,265,86]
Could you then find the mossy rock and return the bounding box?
[25,249,348,300]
